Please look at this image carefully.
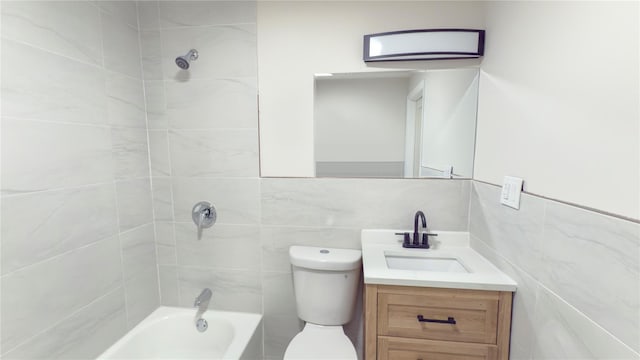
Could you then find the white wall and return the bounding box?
[469,1,640,358]
[314,76,408,162]
[475,1,639,219]
[410,68,479,177]
[258,1,485,177]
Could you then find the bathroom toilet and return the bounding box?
[284,246,362,359]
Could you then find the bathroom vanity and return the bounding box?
[361,230,516,360]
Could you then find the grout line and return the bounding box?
[1,181,115,198]
[472,179,640,224]
[536,281,640,356]
[2,115,149,131]
[164,128,259,132]
[1,116,113,130]
[1,36,142,84]
[2,177,155,199]
[112,180,131,329]
[156,8,182,306]
[156,22,257,31]
[0,35,104,70]
[259,176,470,181]
[1,233,120,278]
[117,221,155,237]
[135,0,162,309]
[169,264,262,273]
[98,5,131,326]
[466,180,474,232]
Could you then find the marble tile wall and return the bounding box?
[469,181,640,359]
[1,1,159,358]
[136,0,260,315]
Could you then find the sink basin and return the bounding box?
[361,229,518,291]
[385,255,468,273]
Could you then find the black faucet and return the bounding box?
[395,210,437,249]
[413,210,427,246]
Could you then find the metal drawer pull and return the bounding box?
[416,315,457,324]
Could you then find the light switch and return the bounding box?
[500,176,524,209]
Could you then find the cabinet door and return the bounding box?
[378,336,498,360]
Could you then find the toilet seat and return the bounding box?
[283,323,357,359]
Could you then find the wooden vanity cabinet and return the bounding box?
[365,284,513,360]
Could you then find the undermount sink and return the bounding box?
[361,229,518,291]
[385,254,468,273]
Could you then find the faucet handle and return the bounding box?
[395,232,411,246]
[421,232,438,248]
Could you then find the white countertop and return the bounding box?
[362,229,517,292]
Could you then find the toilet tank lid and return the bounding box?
[289,246,362,271]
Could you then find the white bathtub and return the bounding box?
[98,307,262,360]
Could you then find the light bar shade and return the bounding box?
[364,29,485,62]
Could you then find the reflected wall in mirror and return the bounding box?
[314,68,479,178]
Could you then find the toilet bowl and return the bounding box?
[283,246,362,360]
[283,323,357,359]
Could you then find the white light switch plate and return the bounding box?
[500,176,524,209]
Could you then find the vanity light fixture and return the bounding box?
[363,29,485,62]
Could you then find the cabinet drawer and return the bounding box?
[377,286,499,344]
[378,336,498,360]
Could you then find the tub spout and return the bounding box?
[194,288,212,321]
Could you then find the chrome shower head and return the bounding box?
[175,49,199,70]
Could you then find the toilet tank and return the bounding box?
[289,246,362,326]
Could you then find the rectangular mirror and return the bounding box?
[314,68,479,178]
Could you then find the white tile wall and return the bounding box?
[105,72,147,128]
[2,287,127,360]
[1,236,122,351]
[143,80,168,129]
[164,78,258,129]
[261,178,470,230]
[94,1,139,28]
[150,178,174,221]
[157,265,180,305]
[100,10,142,78]
[111,127,150,179]
[136,1,160,31]
[116,178,154,231]
[470,181,640,358]
[1,184,118,275]
[1,1,158,357]
[148,130,171,176]
[1,39,108,124]
[1,1,103,65]
[531,289,638,359]
[175,223,261,270]
[158,1,256,28]
[1,118,114,194]
[168,129,259,177]
[541,202,640,352]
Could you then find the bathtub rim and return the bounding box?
[97,306,262,359]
